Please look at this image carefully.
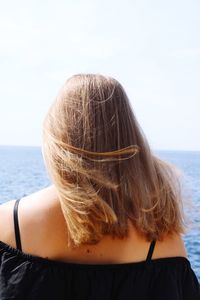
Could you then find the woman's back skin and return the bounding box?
[0,185,187,264]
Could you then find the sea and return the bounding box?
[0,146,199,281]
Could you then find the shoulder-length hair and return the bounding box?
[42,74,186,247]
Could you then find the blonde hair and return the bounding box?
[42,74,186,247]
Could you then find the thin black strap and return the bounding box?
[146,240,156,262]
[13,198,22,251]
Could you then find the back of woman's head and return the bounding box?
[42,74,185,247]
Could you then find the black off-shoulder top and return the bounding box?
[0,198,199,300]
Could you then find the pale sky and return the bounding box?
[0,0,200,151]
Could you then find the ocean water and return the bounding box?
[0,146,199,281]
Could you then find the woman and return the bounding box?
[0,74,199,299]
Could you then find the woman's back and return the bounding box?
[0,185,188,264]
[0,186,200,299]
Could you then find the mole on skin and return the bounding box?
[86,249,104,258]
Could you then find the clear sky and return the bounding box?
[0,0,199,151]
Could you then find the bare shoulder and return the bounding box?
[0,185,63,249]
[0,199,16,243]
[152,232,188,259]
